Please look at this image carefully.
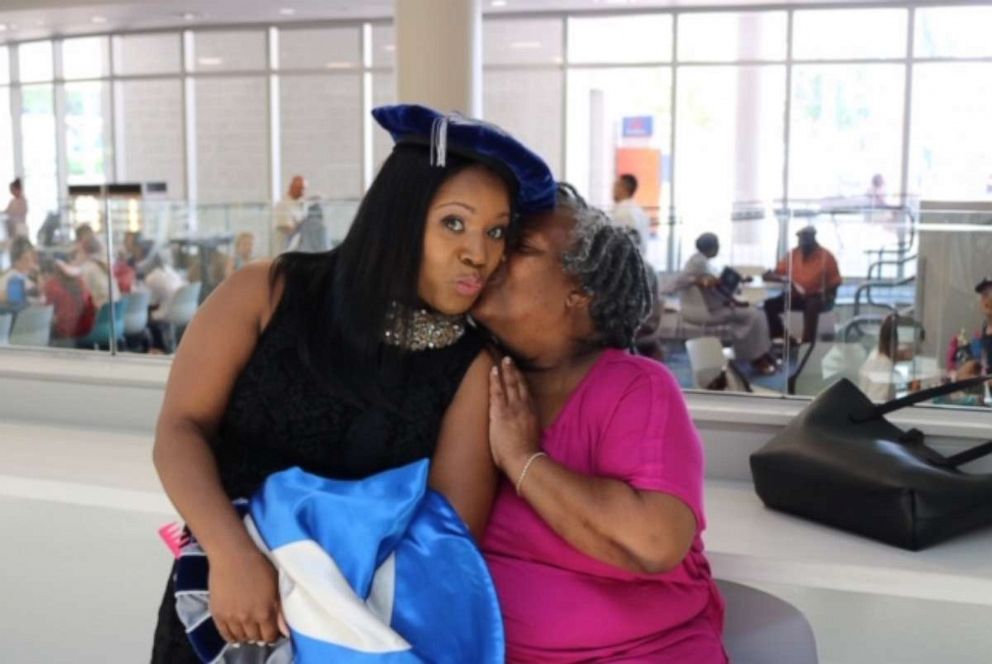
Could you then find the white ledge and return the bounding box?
[706,480,992,607]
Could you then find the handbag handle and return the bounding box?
[945,440,992,468]
[853,374,992,423]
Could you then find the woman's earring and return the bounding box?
[500,254,507,263]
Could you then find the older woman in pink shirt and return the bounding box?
[472,184,726,663]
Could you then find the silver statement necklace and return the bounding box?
[382,301,466,351]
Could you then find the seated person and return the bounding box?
[947,277,992,377]
[858,314,914,402]
[675,232,776,375]
[39,256,96,340]
[763,225,841,343]
[224,232,255,279]
[113,248,137,295]
[77,235,120,309]
[0,236,40,309]
[145,249,186,319]
[473,184,726,663]
[144,249,188,352]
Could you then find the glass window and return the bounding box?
[789,65,905,200]
[65,82,110,184]
[278,27,361,70]
[372,73,396,171]
[789,65,906,279]
[194,77,269,203]
[484,18,563,65]
[18,41,54,83]
[676,66,786,269]
[0,87,14,186]
[565,67,672,208]
[0,47,9,85]
[280,74,362,198]
[191,31,267,72]
[915,6,992,59]
[62,37,110,80]
[910,64,992,201]
[371,24,395,68]
[678,12,786,62]
[565,67,671,269]
[115,79,186,199]
[568,15,671,64]
[20,84,58,232]
[793,9,907,60]
[112,33,182,76]
[484,69,563,178]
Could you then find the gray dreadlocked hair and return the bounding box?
[555,182,655,349]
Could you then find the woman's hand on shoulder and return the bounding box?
[488,356,542,479]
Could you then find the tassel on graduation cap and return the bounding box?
[430,114,449,167]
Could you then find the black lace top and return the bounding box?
[211,282,483,499]
[151,262,483,663]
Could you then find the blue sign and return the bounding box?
[622,116,653,138]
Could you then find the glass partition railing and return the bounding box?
[0,196,361,356]
[2,195,990,411]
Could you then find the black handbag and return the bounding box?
[750,375,992,550]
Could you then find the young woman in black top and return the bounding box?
[150,105,555,661]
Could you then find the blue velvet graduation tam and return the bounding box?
[372,104,556,214]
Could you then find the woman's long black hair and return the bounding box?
[271,143,514,406]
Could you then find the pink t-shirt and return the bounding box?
[482,349,726,663]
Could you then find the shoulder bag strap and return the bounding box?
[853,374,992,422]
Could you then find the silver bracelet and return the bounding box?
[515,451,548,496]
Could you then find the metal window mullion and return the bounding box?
[780,8,795,261]
[667,15,679,273]
[559,15,568,182]
[268,27,280,205]
[9,47,23,181]
[182,30,197,227]
[53,39,69,207]
[898,7,916,206]
[361,22,374,191]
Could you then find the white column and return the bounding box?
[394,0,481,116]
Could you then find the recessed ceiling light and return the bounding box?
[324,61,353,69]
[509,41,542,49]
[197,56,223,66]
[0,24,7,32]
[492,0,508,7]
[181,12,199,21]
[279,8,296,16]
[91,16,108,24]
[383,44,396,52]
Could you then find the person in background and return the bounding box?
[39,256,96,341]
[947,277,992,377]
[225,232,256,279]
[146,249,186,315]
[676,232,776,375]
[763,226,842,344]
[611,173,651,251]
[78,234,120,309]
[72,224,96,260]
[867,173,887,208]
[272,175,307,255]
[4,177,28,241]
[145,248,188,353]
[291,199,331,253]
[858,314,914,402]
[114,248,137,295]
[0,236,39,308]
[474,184,726,663]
